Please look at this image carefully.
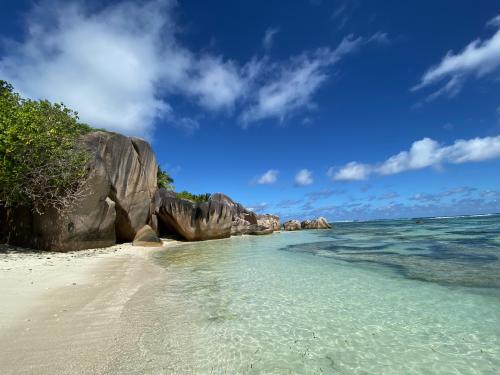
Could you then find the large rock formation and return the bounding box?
[153,190,233,241]
[153,191,278,240]
[257,214,281,231]
[284,220,301,231]
[210,193,259,235]
[2,131,158,251]
[301,217,331,229]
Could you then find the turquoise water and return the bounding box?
[124,215,500,374]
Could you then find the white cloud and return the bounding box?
[330,162,372,181]
[332,134,500,181]
[0,0,180,137]
[240,35,364,124]
[256,169,279,185]
[0,0,249,137]
[413,15,500,99]
[368,31,390,44]
[487,15,500,28]
[263,27,279,50]
[295,169,313,186]
[185,56,246,111]
[0,0,382,136]
[377,138,442,175]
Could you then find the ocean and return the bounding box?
[117,214,500,374]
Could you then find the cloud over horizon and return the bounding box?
[331,134,500,181]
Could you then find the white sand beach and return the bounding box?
[0,241,180,374]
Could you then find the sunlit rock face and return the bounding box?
[153,191,279,240]
[154,190,234,241]
[301,217,331,230]
[3,131,158,251]
[284,220,302,231]
[210,193,259,236]
[257,214,281,231]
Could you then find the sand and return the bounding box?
[0,240,180,374]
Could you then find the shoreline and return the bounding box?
[0,240,182,374]
[0,233,284,374]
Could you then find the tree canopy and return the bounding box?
[0,80,92,213]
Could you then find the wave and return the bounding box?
[427,213,499,220]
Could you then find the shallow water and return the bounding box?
[118,215,500,374]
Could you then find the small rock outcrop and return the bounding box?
[301,217,331,229]
[284,220,302,231]
[133,225,163,247]
[154,190,233,241]
[3,131,158,252]
[247,225,274,235]
[257,214,281,231]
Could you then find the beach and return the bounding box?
[1,216,500,374]
[0,242,176,374]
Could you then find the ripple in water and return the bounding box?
[113,215,500,374]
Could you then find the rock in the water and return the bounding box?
[133,225,163,247]
[257,214,281,231]
[284,220,302,231]
[301,217,331,229]
[247,224,274,235]
[154,190,233,241]
[5,131,158,251]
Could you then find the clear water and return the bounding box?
[117,215,500,374]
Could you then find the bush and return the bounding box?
[0,80,92,213]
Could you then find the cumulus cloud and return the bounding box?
[185,56,246,111]
[295,169,313,186]
[0,0,249,137]
[329,162,371,181]
[413,15,500,100]
[0,0,176,137]
[263,27,280,50]
[0,0,246,136]
[331,134,500,181]
[0,0,384,137]
[256,169,279,185]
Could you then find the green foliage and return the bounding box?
[176,191,211,202]
[157,167,174,190]
[157,167,209,202]
[0,80,93,213]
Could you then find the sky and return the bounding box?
[1,0,500,221]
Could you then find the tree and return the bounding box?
[175,191,211,202]
[157,167,174,190]
[0,80,92,214]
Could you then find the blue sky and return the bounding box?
[1,0,500,221]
